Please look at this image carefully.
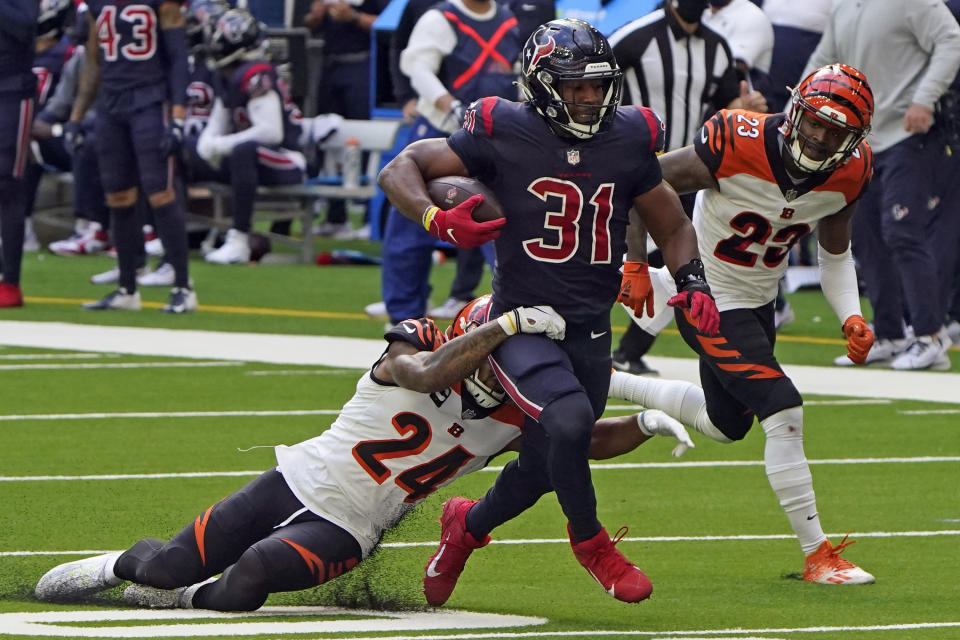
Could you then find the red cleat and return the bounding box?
[569,525,652,602]
[422,497,490,606]
[0,283,23,307]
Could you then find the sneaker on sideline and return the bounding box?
[34,552,123,601]
[90,266,146,285]
[82,287,142,311]
[428,298,468,320]
[0,282,23,307]
[569,524,652,602]
[945,320,960,346]
[364,300,387,317]
[138,263,175,287]
[803,536,875,585]
[23,218,39,252]
[313,221,350,237]
[50,227,109,256]
[205,228,250,264]
[833,337,907,367]
[422,497,490,606]
[161,287,198,314]
[775,302,795,331]
[890,332,951,370]
[612,353,659,376]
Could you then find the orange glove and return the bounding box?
[619,261,654,318]
[842,314,874,364]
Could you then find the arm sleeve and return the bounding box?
[39,50,84,124]
[908,0,960,108]
[399,10,457,106]
[212,91,284,154]
[389,0,432,104]
[817,243,863,323]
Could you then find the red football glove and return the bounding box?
[842,314,874,364]
[422,195,505,248]
[668,290,720,335]
[619,261,654,318]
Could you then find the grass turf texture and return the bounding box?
[0,250,958,639]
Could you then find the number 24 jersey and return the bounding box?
[275,318,525,557]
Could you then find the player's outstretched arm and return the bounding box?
[658,146,716,195]
[379,306,566,392]
[377,139,504,248]
[588,410,695,460]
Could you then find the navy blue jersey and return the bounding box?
[0,0,39,97]
[217,60,303,151]
[448,97,665,324]
[33,39,75,109]
[436,1,521,103]
[87,0,184,106]
[185,56,216,136]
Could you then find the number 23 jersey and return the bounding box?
[275,318,525,557]
[693,110,872,311]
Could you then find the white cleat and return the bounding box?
[34,553,123,601]
[204,229,250,264]
[137,262,175,287]
[833,337,907,367]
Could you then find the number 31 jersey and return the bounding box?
[275,318,525,557]
[693,110,872,311]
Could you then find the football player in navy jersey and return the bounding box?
[21,0,76,254]
[0,0,39,308]
[379,18,720,604]
[34,298,694,611]
[195,9,306,265]
[69,0,197,313]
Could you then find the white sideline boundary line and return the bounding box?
[0,409,340,421]
[0,321,957,403]
[2,456,957,482]
[0,361,241,370]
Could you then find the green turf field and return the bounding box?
[0,247,957,640]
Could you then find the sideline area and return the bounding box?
[0,320,956,404]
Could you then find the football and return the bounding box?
[426,175,505,223]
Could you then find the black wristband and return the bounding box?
[674,258,711,294]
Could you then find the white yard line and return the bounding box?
[0,409,340,421]
[0,321,956,403]
[3,456,957,482]
[0,361,240,370]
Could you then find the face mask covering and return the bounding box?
[673,0,708,23]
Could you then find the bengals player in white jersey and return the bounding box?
[611,63,878,585]
[34,297,693,611]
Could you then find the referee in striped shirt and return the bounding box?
[607,0,767,375]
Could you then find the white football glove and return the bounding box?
[637,409,695,458]
[498,305,566,340]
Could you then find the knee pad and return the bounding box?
[539,393,595,450]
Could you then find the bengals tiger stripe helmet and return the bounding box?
[445,295,505,410]
[784,63,873,173]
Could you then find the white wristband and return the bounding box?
[637,411,654,437]
[51,123,63,138]
[497,312,518,336]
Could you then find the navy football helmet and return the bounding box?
[186,0,230,56]
[37,0,74,40]
[519,18,623,139]
[206,8,267,69]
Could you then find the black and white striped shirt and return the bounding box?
[609,7,740,151]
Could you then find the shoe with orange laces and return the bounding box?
[422,497,490,606]
[0,282,23,307]
[803,535,875,585]
[569,525,653,602]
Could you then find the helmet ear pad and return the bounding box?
[784,63,873,173]
[519,18,623,140]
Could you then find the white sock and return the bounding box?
[761,406,826,555]
[608,370,731,443]
[103,552,122,585]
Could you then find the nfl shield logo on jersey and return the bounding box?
[566,149,580,165]
[784,188,798,202]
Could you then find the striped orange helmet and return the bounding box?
[784,63,873,172]
[445,295,504,409]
